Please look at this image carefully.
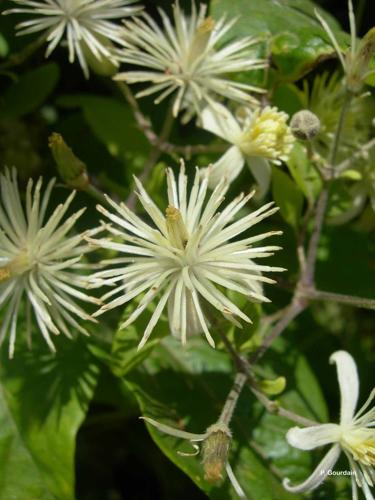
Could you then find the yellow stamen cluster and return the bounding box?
[341,428,375,466]
[238,107,295,162]
[0,253,31,282]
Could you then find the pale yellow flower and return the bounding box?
[200,103,294,196]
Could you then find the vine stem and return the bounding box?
[334,137,375,175]
[249,91,354,363]
[116,81,226,157]
[218,372,247,426]
[301,288,375,310]
[125,101,175,209]
[218,330,316,427]
[0,34,47,70]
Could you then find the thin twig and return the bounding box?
[329,92,352,173]
[302,188,329,288]
[116,81,226,157]
[248,297,307,365]
[219,372,247,426]
[0,34,47,70]
[125,104,175,209]
[218,330,317,427]
[301,288,375,311]
[335,137,375,175]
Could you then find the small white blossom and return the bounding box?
[0,168,100,358]
[200,103,294,196]
[284,350,375,499]
[115,2,266,121]
[5,0,142,77]
[88,162,284,349]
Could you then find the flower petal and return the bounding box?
[246,157,271,199]
[200,104,242,143]
[283,444,341,493]
[330,350,359,425]
[206,146,245,189]
[286,423,341,450]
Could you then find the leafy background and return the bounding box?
[0,0,374,499]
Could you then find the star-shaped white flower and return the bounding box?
[115,2,266,121]
[88,162,284,349]
[284,350,375,499]
[200,103,294,196]
[0,168,100,358]
[5,0,142,77]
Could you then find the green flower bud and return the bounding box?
[258,376,286,396]
[290,110,321,140]
[48,133,89,190]
[347,27,375,94]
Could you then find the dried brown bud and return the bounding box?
[201,423,231,482]
[290,110,321,141]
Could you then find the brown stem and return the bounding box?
[302,188,329,288]
[125,104,175,209]
[301,288,375,311]
[116,81,226,157]
[248,297,307,365]
[218,330,317,427]
[219,372,247,426]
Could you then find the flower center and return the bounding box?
[340,427,375,466]
[237,108,294,161]
[0,251,33,282]
[165,206,189,251]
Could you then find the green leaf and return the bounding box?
[0,63,60,119]
[0,338,100,500]
[57,95,150,159]
[0,33,8,58]
[122,336,328,499]
[272,167,304,229]
[210,0,348,81]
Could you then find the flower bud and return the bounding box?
[48,133,89,190]
[201,423,231,482]
[258,376,286,396]
[346,27,375,94]
[290,110,321,140]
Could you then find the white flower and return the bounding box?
[284,350,375,499]
[0,168,100,358]
[88,162,284,349]
[5,0,142,77]
[115,2,266,121]
[200,103,295,196]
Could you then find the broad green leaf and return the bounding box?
[0,33,8,58]
[316,225,375,299]
[210,0,348,81]
[0,63,60,119]
[57,95,150,159]
[0,337,100,500]
[272,167,304,229]
[123,336,328,499]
